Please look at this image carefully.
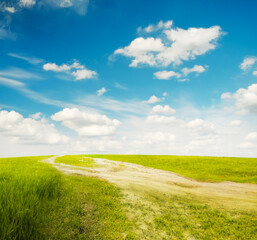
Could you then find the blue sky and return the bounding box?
[0,0,257,157]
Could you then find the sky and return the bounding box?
[0,0,257,157]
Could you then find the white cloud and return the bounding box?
[43,0,89,15]
[151,105,176,115]
[178,78,190,82]
[0,67,41,79]
[245,132,257,141]
[146,115,177,124]
[72,69,97,80]
[182,65,207,76]
[43,63,71,72]
[115,23,222,67]
[229,120,243,127]
[229,120,242,126]
[154,70,181,80]
[59,0,73,8]
[51,108,120,136]
[253,70,257,76]
[163,92,167,97]
[77,95,150,115]
[8,53,43,64]
[221,83,257,114]
[115,82,127,90]
[19,0,36,8]
[187,118,215,136]
[239,57,257,70]
[0,110,68,144]
[114,37,165,67]
[159,26,222,66]
[144,95,161,104]
[43,61,97,80]
[143,132,175,144]
[138,20,173,33]
[97,87,107,96]
[0,76,25,87]
[30,112,42,119]
[5,7,16,13]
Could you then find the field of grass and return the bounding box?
[0,156,134,240]
[55,154,257,239]
[85,155,257,183]
[125,187,257,239]
[1,155,256,239]
[55,155,96,168]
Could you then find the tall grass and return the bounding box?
[0,156,134,239]
[85,155,257,183]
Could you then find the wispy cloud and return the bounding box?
[115,82,127,90]
[8,53,43,64]
[0,67,42,79]
[77,95,150,116]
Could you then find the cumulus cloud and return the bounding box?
[245,132,257,141]
[115,23,222,67]
[239,57,257,70]
[51,108,120,136]
[240,132,257,149]
[229,120,242,126]
[72,69,97,80]
[43,63,71,72]
[151,105,176,115]
[43,61,97,80]
[114,37,165,67]
[187,118,215,136]
[154,70,181,80]
[19,0,36,8]
[144,95,161,104]
[138,20,173,33]
[97,87,107,96]
[253,70,257,76]
[146,115,177,124]
[4,7,16,13]
[182,65,207,76]
[143,132,175,145]
[221,83,257,114]
[0,110,68,144]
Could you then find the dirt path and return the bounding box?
[45,156,257,211]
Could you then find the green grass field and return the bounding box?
[85,155,257,183]
[0,156,134,240]
[1,155,257,239]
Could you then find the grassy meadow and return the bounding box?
[85,155,257,183]
[0,156,134,240]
